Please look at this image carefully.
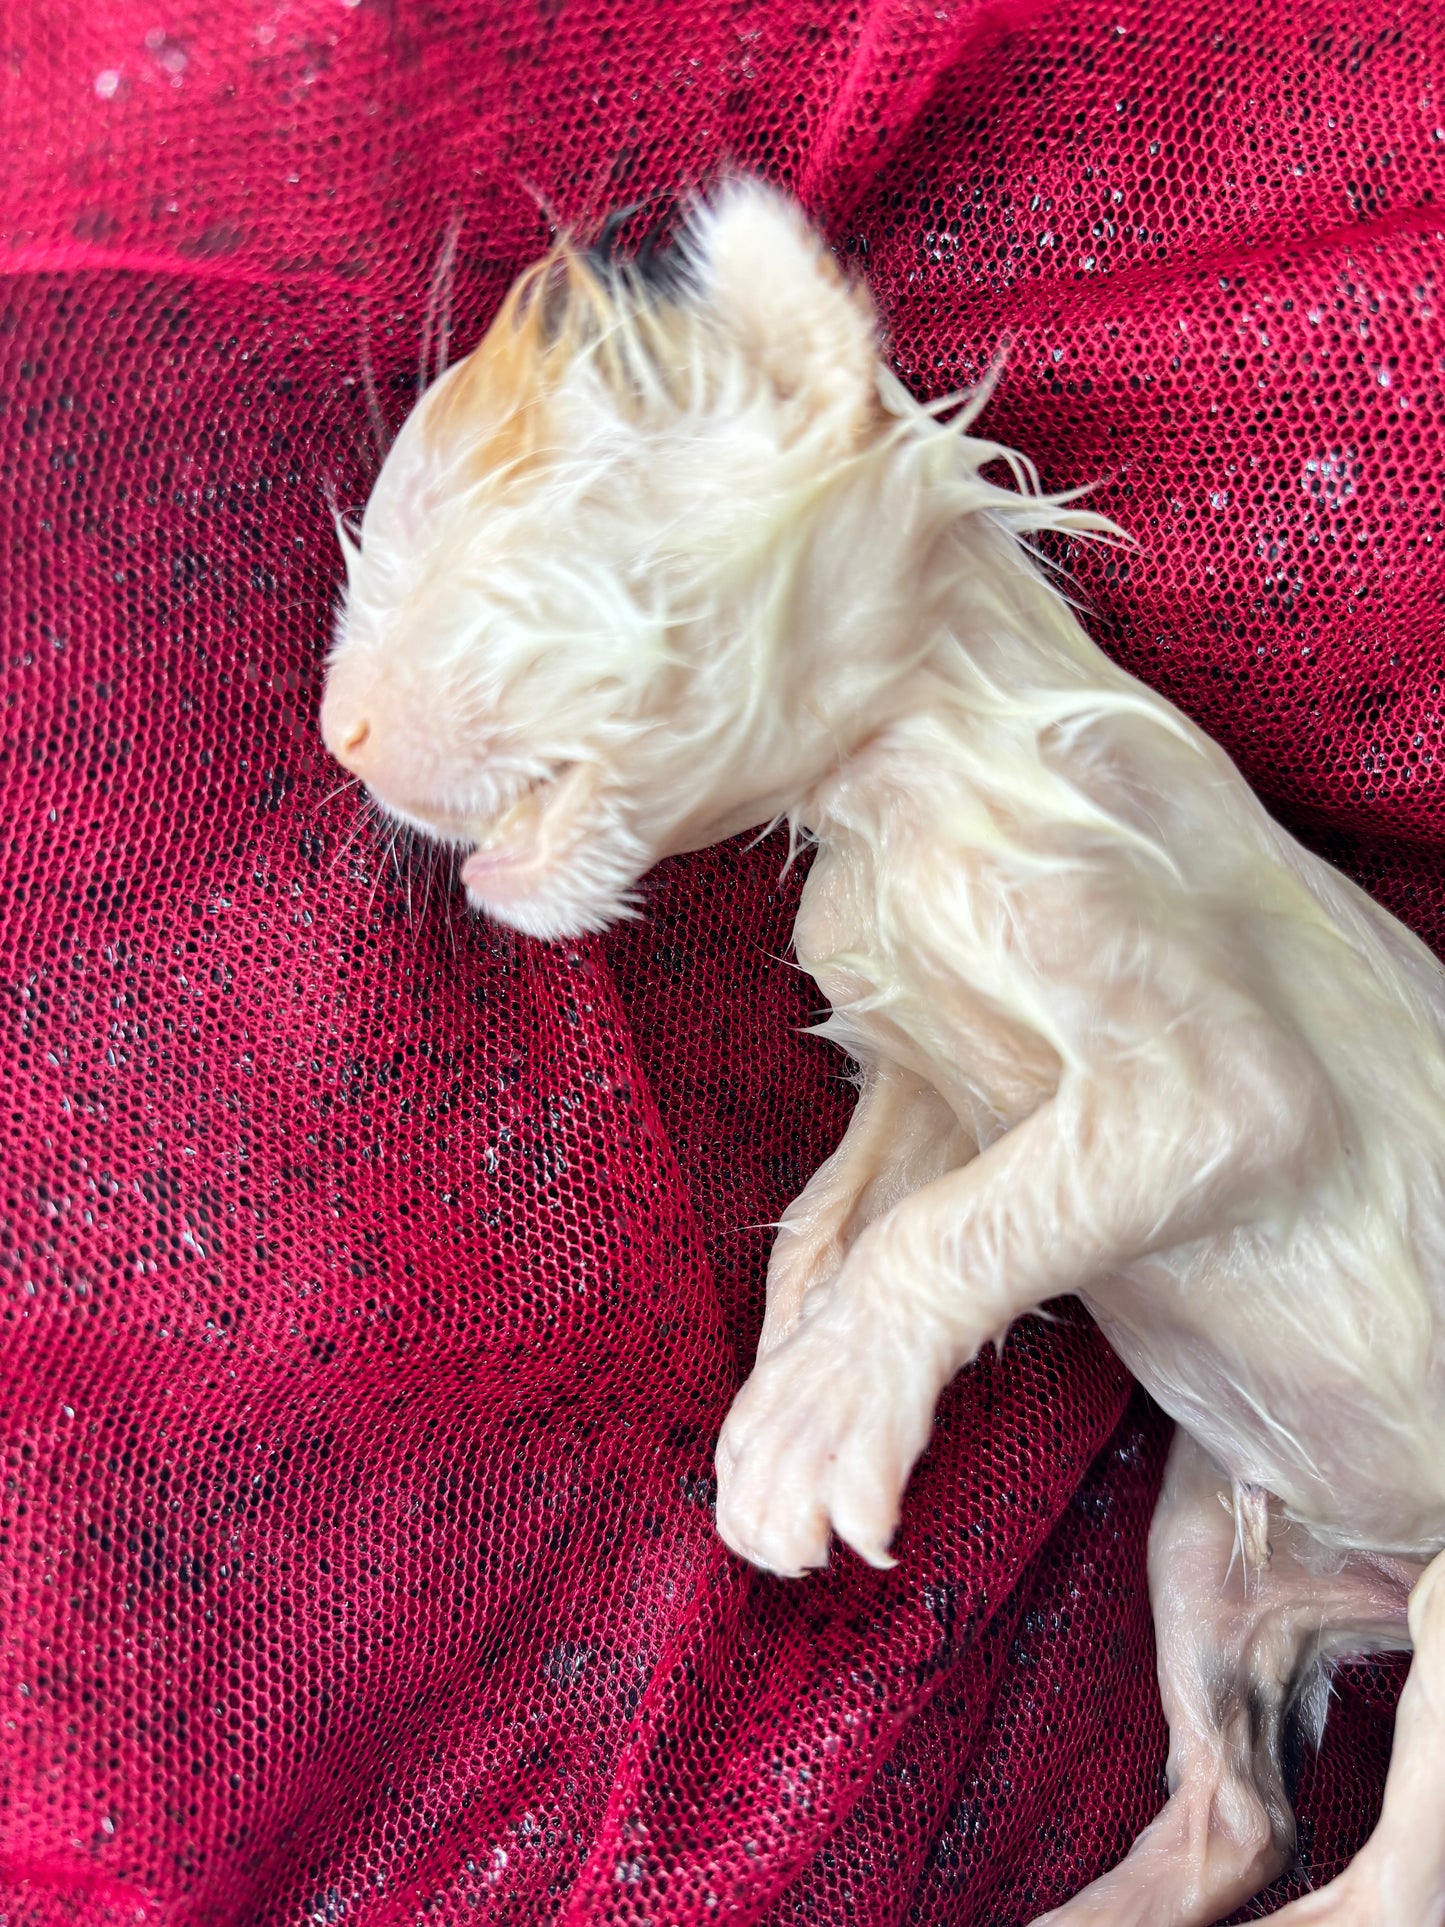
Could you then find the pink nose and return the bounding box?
[319,681,375,773]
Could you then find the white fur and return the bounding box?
[321,182,1445,1925]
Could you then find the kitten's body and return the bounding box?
[794,522,1445,1561]
[320,184,1445,1925]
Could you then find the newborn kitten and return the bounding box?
[320,183,1445,1926]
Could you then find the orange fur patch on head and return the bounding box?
[414,251,575,490]
[416,247,698,493]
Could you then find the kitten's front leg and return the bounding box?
[716,1020,1328,1574]
[759,1061,974,1359]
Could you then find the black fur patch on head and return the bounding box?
[586,196,689,300]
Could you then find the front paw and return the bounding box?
[714,1291,947,1577]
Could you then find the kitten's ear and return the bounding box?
[689,181,878,441]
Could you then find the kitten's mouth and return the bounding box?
[458,765,570,854]
[456,760,599,899]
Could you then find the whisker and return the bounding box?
[365,811,397,922]
[393,827,417,929]
[419,217,464,397]
[435,221,461,384]
[440,853,459,961]
[315,773,364,813]
[332,413,386,488]
[327,804,373,876]
[357,298,391,460]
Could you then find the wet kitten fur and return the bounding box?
[321,184,1445,1926]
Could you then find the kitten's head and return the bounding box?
[319,182,883,939]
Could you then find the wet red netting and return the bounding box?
[1,2,1439,1920]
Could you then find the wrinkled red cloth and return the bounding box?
[1,2,1439,1920]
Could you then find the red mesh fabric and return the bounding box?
[1,2,1440,1920]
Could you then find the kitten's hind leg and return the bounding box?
[1028,1430,1412,1927]
[1265,1546,1445,1926]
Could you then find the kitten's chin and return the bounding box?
[458,850,600,935]
[460,783,653,941]
[462,867,638,942]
